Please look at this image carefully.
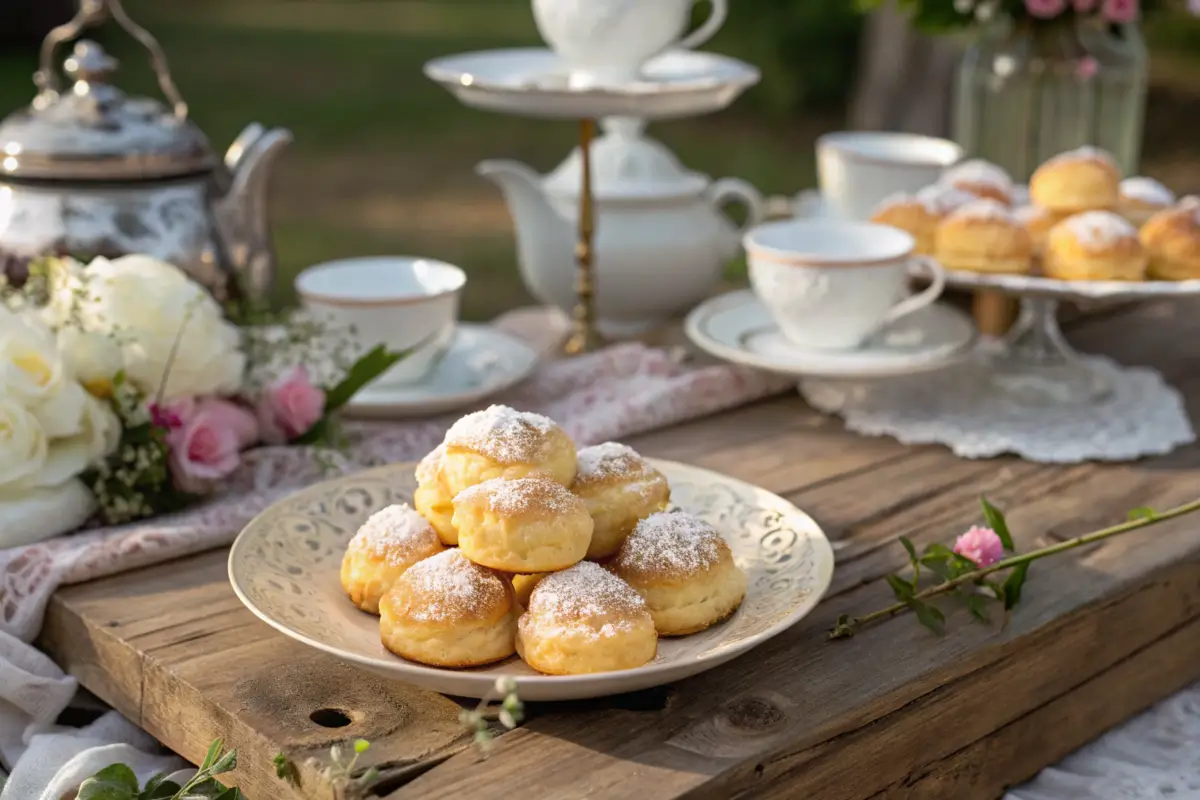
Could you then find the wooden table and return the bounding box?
[38,300,1200,800]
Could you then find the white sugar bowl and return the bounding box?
[477,118,763,338]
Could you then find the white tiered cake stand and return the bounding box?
[424,47,760,354]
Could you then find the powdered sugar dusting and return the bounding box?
[914,184,978,214]
[1121,177,1175,207]
[1045,146,1118,169]
[941,159,1013,192]
[872,192,913,216]
[527,561,647,625]
[575,442,654,483]
[397,549,508,622]
[349,504,438,564]
[616,511,726,575]
[1014,205,1051,225]
[947,198,1014,223]
[445,405,558,464]
[1062,211,1137,249]
[415,443,445,485]
[454,475,583,517]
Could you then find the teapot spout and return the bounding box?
[475,159,571,276]
[213,122,294,304]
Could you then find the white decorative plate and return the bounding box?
[685,290,977,380]
[423,48,760,120]
[344,325,537,419]
[228,460,834,701]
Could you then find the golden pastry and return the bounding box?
[512,573,549,608]
[571,442,670,561]
[611,511,747,636]
[453,475,593,573]
[516,561,657,675]
[1118,177,1177,228]
[1030,146,1121,214]
[939,159,1014,205]
[1013,204,1060,258]
[1139,199,1200,280]
[934,199,1034,274]
[340,503,445,614]
[379,549,518,668]
[1044,210,1147,282]
[870,185,977,255]
[413,444,457,545]
[440,405,577,498]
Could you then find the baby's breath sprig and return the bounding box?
[460,677,525,755]
[292,738,380,800]
[241,309,364,395]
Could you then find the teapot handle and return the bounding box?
[707,178,765,235]
[35,0,189,120]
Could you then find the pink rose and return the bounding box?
[953,526,1005,568]
[1073,0,1099,11]
[1102,0,1139,22]
[166,398,259,494]
[1191,0,1200,16]
[257,366,326,445]
[1076,56,1099,80]
[1025,0,1067,17]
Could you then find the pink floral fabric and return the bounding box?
[0,312,789,643]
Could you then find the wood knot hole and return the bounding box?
[723,697,785,732]
[309,708,353,728]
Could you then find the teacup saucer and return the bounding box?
[684,290,977,379]
[424,48,760,120]
[344,325,538,419]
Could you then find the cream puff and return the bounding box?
[512,573,549,608]
[940,159,1015,205]
[1139,199,1200,280]
[611,511,747,636]
[340,504,445,614]
[379,549,518,668]
[516,561,657,675]
[413,444,457,545]
[1119,177,1177,228]
[571,442,670,561]
[1030,146,1121,215]
[1044,210,1147,282]
[1013,204,1059,258]
[934,199,1034,274]
[453,475,593,573]
[870,185,978,255]
[440,405,577,498]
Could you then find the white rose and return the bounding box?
[75,255,245,401]
[57,327,124,398]
[0,306,69,409]
[0,398,48,490]
[0,479,95,549]
[78,391,121,462]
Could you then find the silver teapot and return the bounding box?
[0,0,291,303]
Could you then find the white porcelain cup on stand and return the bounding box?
[533,0,728,88]
[815,131,963,221]
[744,219,946,351]
[295,257,466,387]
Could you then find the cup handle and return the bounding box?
[708,178,764,234]
[678,0,727,50]
[872,256,946,336]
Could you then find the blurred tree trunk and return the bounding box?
[848,2,962,137]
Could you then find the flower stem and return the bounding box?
[833,497,1200,637]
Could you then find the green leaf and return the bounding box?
[323,344,410,411]
[199,739,224,772]
[922,542,955,559]
[964,593,991,624]
[273,752,297,783]
[1002,562,1031,611]
[140,775,182,800]
[209,749,237,776]
[898,535,918,566]
[828,614,856,640]
[1128,506,1158,522]
[920,556,954,580]
[885,573,915,601]
[213,789,246,800]
[980,496,1015,552]
[907,598,945,635]
[78,764,139,800]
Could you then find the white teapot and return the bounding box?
[477,118,763,338]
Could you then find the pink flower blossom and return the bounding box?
[953,526,1005,568]
[1072,0,1099,11]
[1191,0,1200,16]
[1076,56,1099,80]
[166,397,259,494]
[1025,0,1067,18]
[257,366,326,444]
[1102,0,1139,22]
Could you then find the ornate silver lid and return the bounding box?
[0,0,217,181]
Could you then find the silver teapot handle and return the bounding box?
[34,0,189,120]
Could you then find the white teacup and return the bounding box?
[817,132,963,221]
[744,219,946,351]
[295,257,466,387]
[533,0,727,89]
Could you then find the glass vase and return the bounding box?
[953,15,1149,406]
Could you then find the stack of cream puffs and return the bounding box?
[869,145,1198,283]
[339,404,748,674]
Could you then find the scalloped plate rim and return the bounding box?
[228,459,834,700]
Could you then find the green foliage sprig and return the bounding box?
[77,739,244,800]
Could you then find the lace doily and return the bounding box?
[1006,681,1200,800]
[800,351,1196,463]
